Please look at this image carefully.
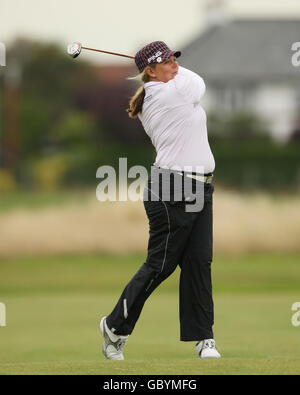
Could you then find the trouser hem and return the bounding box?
[180,331,214,342]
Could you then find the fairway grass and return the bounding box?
[1,358,300,375]
[0,253,299,375]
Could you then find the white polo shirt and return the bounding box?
[138,66,215,174]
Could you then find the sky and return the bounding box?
[1,0,300,65]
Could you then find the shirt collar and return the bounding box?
[144,81,164,89]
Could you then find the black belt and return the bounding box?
[155,167,214,184]
[176,172,213,184]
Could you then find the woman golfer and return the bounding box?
[100,41,221,359]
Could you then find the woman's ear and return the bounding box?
[145,65,156,79]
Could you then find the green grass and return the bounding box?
[0,189,93,212]
[0,253,300,375]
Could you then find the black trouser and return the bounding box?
[106,168,215,341]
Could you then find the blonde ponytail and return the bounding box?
[126,85,146,119]
[126,66,154,119]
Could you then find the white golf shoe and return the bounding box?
[196,339,221,359]
[100,316,128,360]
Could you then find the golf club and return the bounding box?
[67,42,135,60]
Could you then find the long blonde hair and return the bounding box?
[126,65,155,119]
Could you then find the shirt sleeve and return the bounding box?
[173,66,206,104]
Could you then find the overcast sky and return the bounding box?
[1,0,300,65]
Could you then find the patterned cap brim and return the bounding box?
[159,49,181,62]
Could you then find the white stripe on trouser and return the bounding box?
[144,186,171,293]
[123,299,128,319]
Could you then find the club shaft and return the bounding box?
[81,46,134,59]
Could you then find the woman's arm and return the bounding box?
[173,66,206,104]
